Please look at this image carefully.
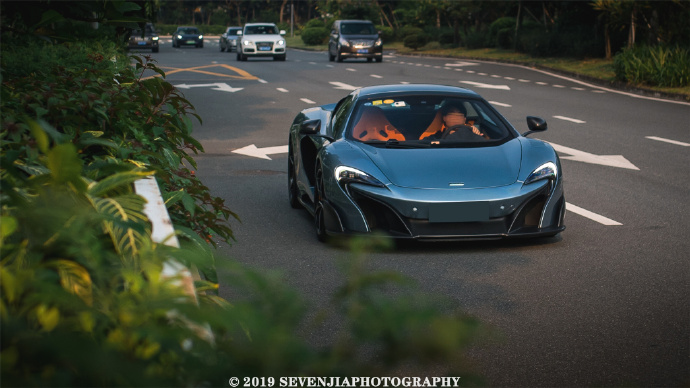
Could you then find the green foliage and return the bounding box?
[304,18,326,29]
[614,45,690,87]
[488,17,515,48]
[377,25,394,43]
[465,31,488,50]
[301,27,329,46]
[403,33,428,51]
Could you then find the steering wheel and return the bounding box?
[441,124,476,139]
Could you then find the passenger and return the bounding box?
[419,101,488,140]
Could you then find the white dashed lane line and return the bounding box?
[567,202,622,226]
[370,74,383,79]
[300,98,315,104]
[276,88,288,93]
[645,136,690,147]
[553,115,586,124]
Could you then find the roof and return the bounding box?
[355,84,479,98]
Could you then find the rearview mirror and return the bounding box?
[280,30,286,36]
[522,116,547,137]
[237,30,243,36]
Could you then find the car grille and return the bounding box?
[350,40,375,47]
[256,42,274,50]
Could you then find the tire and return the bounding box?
[237,52,243,61]
[314,166,328,242]
[220,44,225,52]
[288,144,301,209]
[328,51,335,62]
[152,47,159,53]
[336,53,344,62]
[375,56,383,63]
[274,54,286,61]
[367,57,373,63]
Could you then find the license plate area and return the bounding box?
[429,202,490,223]
[357,49,369,53]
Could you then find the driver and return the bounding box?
[419,101,488,140]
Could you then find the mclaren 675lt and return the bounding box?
[287,84,565,242]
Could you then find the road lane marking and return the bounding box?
[174,83,243,92]
[154,64,258,80]
[645,136,690,147]
[444,61,479,67]
[536,82,548,85]
[370,74,383,78]
[346,68,356,72]
[553,85,566,88]
[300,98,316,104]
[276,88,288,92]
[489,101,512,107]
[566,202,622,225]
[518,79,530,82]
[547,141,639,170]
[330,81,360,90]
[258,79,268,83]
[232,144,288,160]
[460,81,510,90]
[553,115,586,124]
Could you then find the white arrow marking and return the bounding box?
[232,144,288,160]
[460,81,510,90]
[329,81,360,90]
[546,142,639,170]
[566,202,622,225]
[645,136,690,147]
[174,83,243,93]
[554,115,586,124]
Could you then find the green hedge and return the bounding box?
[614,45,690,87]
[301,27,329,45]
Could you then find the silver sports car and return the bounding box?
[288,84,565,242]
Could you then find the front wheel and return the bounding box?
[288,145,301,209]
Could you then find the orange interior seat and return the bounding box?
[352,106,406,141]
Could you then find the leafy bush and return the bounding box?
[614,45,690,87]
[304,18,325,29]
[301,27,329,45]
[377,25,394,43]
[465,31,488,49]
[403,33,428,51]
[489,17,516,48]
[396,25,424,41]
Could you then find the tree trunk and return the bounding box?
[514,1,524,51]
[605,25,611,59]
[628,6,636,48]
[280,0,288,24]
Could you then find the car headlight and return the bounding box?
[176,35,182,39]
[335,166,385,190]
[277,39,285,45]
[524,162,558,186]
[198,35,203,39]
[339,38,350,47]
[243,40,252,46]
[375,38,382,46]
[152,36,159,41]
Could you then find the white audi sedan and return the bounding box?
[237,23,287,61]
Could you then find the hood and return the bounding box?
[355,139,523,189]
[243,34,283,42]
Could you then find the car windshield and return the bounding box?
[245,25,277,35]
[341,23,376,35]
[179,28,199,34]
[227,29,241,35]
[347,95,513,148]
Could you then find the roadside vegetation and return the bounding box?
[1,1,487,386]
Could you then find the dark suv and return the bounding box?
[128,23,159,53]
[328,20,382,63]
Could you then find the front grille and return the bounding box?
[256,42,274,50]
[351,40,374,47]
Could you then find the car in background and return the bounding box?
[328,19,382,62]
[220,26,242,52]
[287,84,565,242]
[128,23,159,53]
[237,23,286,61]
[172,26,203,48]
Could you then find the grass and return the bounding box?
[286,36,690,100]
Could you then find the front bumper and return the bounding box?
[338,45,382,59]
[322,179,565,240]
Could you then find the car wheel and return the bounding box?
[367,58,373,63]
[220,44,225,52]
[336,53,344,62]
[152,47,159,53]
[328,51,335,62]
[375,57,383,63]
[237,52,243,61]
[314,166,328,242]
[288,144,301,209]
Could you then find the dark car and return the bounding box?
[328,20,382,63]
[220,26,242,52]
[287,84,565,242]
[128,23,159,52]
[172,26,203,48]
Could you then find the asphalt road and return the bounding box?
[134,39,690,387]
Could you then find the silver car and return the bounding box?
[220,26,242,52]
[237,23,287,61]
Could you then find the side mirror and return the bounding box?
[280,30,286,36]
[522,116,547,137]
[299,119,321,135]
[237,30,243,36]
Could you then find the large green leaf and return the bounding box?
[88,171,152,197]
